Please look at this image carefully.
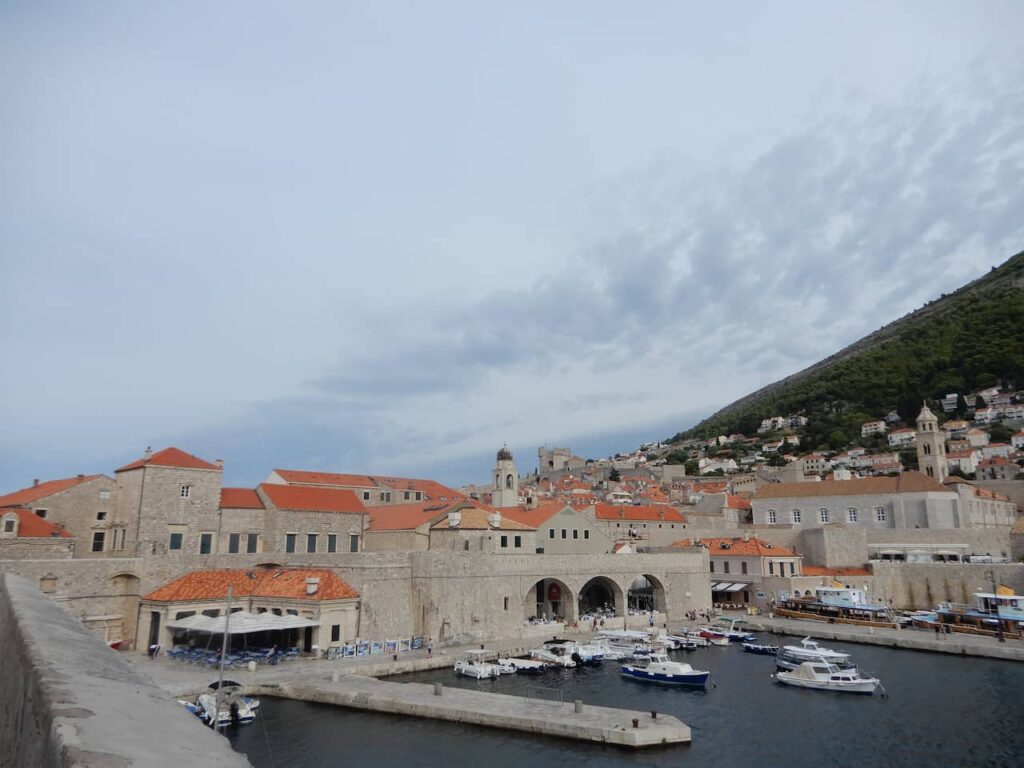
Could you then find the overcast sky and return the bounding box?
[2,2,1023,490]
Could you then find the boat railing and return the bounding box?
[938,602,971,614]
[524,685,564,707]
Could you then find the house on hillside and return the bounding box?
[887,428,916,447]
[861,420,887,437]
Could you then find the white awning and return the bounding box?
[166,610,318,634]
[711,582,732,591]
[725,583,748,592]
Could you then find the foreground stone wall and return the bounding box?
[0,573,251,768]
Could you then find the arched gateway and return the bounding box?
[525,578,575,623]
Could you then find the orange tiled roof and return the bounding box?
[802,565,872,577]
[259,484,365,514]
[272,469,378,488]
[143,567,359,602]
[371,476,465,501]
[429,507,535,530]
[116,447,220,473]
[503,501,571,528]
[725,494,752,510]
[0,475,103,507]
[754,472,950,499]
[365,501,457,531]
[673,536,798,557]
[220,488,264,509]
[0,508,73,538]
[592,504,686,523]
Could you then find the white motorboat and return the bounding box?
[590,640,629,660]
[772,661,880,694]
[597,629,661,658]
[675,630,710,647]
[530,645,576,668]
[454,649,500,678]
[181,680,259,727]
[504,657,548,674]
[620,653,710,687]
[493,659,517,675]
[776,637,853,671]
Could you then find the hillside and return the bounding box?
[671,249,1024,447]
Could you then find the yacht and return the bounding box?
[530,644,576,668]
[620,653,710,687]
[773,661,880,694]
[776,637,853,671]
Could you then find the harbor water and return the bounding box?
[227,635,1024,768]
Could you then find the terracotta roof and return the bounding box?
[753,472,950,499]
[220,488,264,509]
[503,501,572,528]
[725,494,752,510]
[272,469,465,501]
[0,475,103,507]
[370,476,465,501]
[143,567,359,602]
[272,469,378,488]
[116,447,220,473]
[259,484,365,514]
[429,507,535,530]
[0,508,73,538]
[673,536,798,557]
[802,565,872,577]
[365,501,456,531]
[592,504,686,523]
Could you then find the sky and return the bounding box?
[2,2,1023,491]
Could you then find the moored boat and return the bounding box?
[772,661,880,694]
[620,653,710,687]
[775,637,853,671]
[454,649,500,678]
[504,657,548,674]
[742,642,778,655]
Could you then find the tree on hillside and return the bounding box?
[608,467,621,482]
[988,424,1014,443]
[684,459,700,476]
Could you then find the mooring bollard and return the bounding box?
[651,710,658,719]
[393,654,398,661]
[574,699,583,713]
[632,718,639,728]
[434,682,443,696]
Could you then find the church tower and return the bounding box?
[915,403,947,482]
[492,445,519,508]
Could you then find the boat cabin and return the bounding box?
[935,591,1024,635]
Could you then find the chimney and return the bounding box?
[447,510,462,528]
[77,474,84,481]
[305,577,320,595]
[144,446,152,460]
[33,479,39,487]
[488,511,502,529]
[215,459,224,470]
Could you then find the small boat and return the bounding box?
[454,650,500,678]
[741,642,778,655]
[697,628,731,646]
[180,680,259,727]
[704,618,757,642]
[620,653,710,687]
[776,637,853,671]
[662,633,699,651]
[504,657,548,675]
[493,659,517,675]
[530,645,576,668]
[674,630,710,647]
[772,662,880,694]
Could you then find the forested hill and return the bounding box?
[671,249,1024,446]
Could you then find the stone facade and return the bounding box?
[2,475,121,556]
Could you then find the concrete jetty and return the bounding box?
[251,675,691,748]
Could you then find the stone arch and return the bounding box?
[525,577,575,623]
[629,573,668,614]
[109,572,141,596]
[505,473,514,489]
[577,576,625,617]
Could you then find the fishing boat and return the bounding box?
[454,649,500,678]
[932,591,1024,636]
[620,653,710,687]
[772,661,881,694]
[775,637,853,671]
[741,642,778,655]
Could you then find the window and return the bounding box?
[327,534,337,553]
[175,610,196,620]
[789,562,795,575]
[168,532,183,551]
[503,597,509,611]
[404,491,410,500]
[876,507,887,523]
[272,608,282,616]
[792,509,801,524]
[306,533,318,553]
[514,535,521,548]
[199,532,213,554]
[286,533,297,553]
[710,561,715,573]
[415,492,422,501]
[91,531,105,552]
[572,529,579,539]
[180,485,191,499]
[363,492,370,501]
[584,530,590,540]
[3,520,14,533]
[331,625,341,642]
[385,493,392,502]
[96,511,107,521]
[228,533,241,553]
[769,560,774,575]
[379,493,385,501]
[723,561,730,574]
[35,509,47,519]
[202,609,220,618]
[925,467,934,478]
[819,508,830,524]
[500,535,508,548]
[561,529,567,539]
[349,534,359,552]
[247,533,259,553]
[848,508,858,523]
[741,561,748,574]
[549,529,555,539]
[767,509,777,524]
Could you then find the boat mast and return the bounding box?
[216,585,233,730]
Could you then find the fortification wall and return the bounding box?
[870,562,1024,609]
[0,573,250,768]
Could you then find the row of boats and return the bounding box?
[743,636,884,694]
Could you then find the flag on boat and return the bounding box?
[996,584,1015,597]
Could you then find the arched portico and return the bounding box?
[577,576,625,617]
[628,574,668,613]
[525,577,575,623]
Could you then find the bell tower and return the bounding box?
[916,403,947,482]
[492,445,519,508]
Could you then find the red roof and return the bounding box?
[674,536,798,557]
[365,501,456,531]
[259,484,365,514]
[503,501,571,528]
[725,494,752,510]
[272,469,465,501]
[272,469,378,488]
[802,565,871,577]
[143,567,359,602]
[0,475,103,507]
[592,504,686,523]
[0,508,73,538]
[116,447,220,473]
[220,488,264,509]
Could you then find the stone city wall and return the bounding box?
[870,562,1024,609]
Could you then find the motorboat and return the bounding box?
[661,633,699,651]
[772,662,881,694]
[674,630,710,647]
[597,629,661,658]
[703,618,757,642]
[504,657,548,674]
[454,650,500,678]
[179,680,259,727]
[566,641,605,666]
[775,637,853,671]
[589,640,629,660]
[620,653,710,687]
[741,642,778,655]
[696,628,731,646]
[493,659,517,675]
[530,645,576,668]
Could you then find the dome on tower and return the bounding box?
[496,445,514,462]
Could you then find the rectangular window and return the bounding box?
[819,508,830,524]
[4,520,15,533]
[349,534,359,552]
[379,493,385,501]
[286,533,297,553]
[199,532,213,554]
[549,529,555,539]
[848,508,858,523]
[228,533,241,553]
[767,509,777,524]
[876,507,887,522]
[741,561,748,574]
[404,491,410,500]
[792,509,801,523]
[327,534,337,553]
[96,511,107,521]
[180,485,190,498]
[35,509,47,519]
[363,491,370,501]
[168,532,183,551]
[500,535,508,548]
[415,492,422,501]
[724,561,730,574]
[514,535,521,548]
[584,530,590,540]
[247,533,259,553]
[789,562,795,575]
[572,529,579,539]
[91,531,105,552]
[307,533,318,553]
[561,529,567,539]
[503,597,509,611]
[769,560,775,575]
[385,493,391,502]
[331,625,341,642]
[710,561,715,573]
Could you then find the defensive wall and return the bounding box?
[0,573,251,768]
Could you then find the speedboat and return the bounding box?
[493,659,517,675]
[704,618,757,642]
[620,653,710,687]
[504,657,548,674]
[454,650,500,678]
[530,645,576,668]
[741,642,778,655]
[674,630,710,647]
[696,628,731,646]
[776,637,853,671]
[772,662,880,694]
[180,680,259,727]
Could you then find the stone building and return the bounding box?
[585,503,688,548]
[504,502,613,554]
[257,483,366,555]
[428,507,536,553]
[916,403,947,482]
[264,468,464,507]
[0,507,75,560]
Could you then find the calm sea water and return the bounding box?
[227,636,1024,768]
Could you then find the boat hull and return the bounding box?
[742,643,778,655]
[620,665,709,687]
[773,674,877,694]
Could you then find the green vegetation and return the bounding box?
[671,250,1024,445]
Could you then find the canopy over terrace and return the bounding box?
[166,611,318,634]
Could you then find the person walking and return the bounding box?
[427,639,433,656]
